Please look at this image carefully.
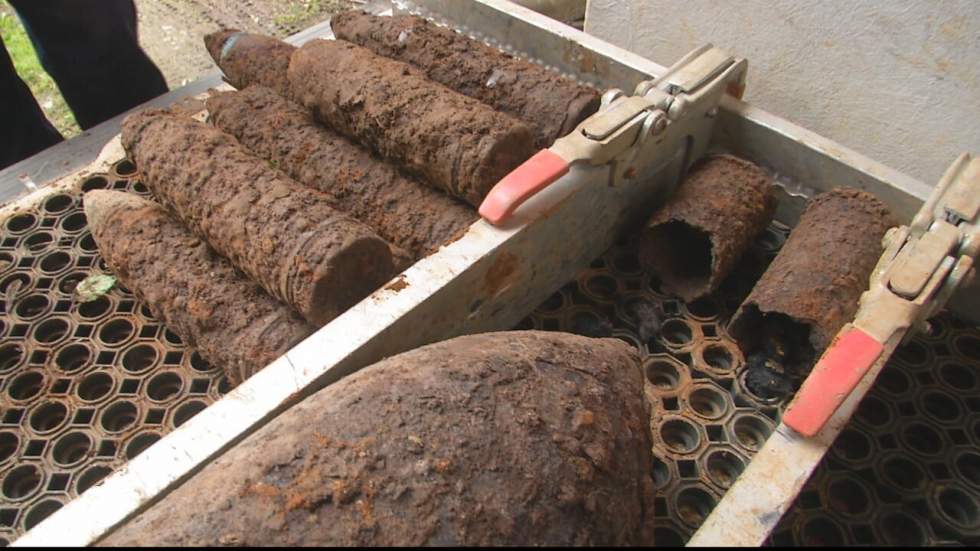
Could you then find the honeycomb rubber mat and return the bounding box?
[520,223,980,546]
[0,160,229,543]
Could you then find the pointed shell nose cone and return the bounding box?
[204,29,242,64]
[83,189,151,232]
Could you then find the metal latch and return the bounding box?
[478,45,747,225]
[783,154,980,437]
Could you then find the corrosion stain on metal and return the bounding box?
[384,275,409,293]
[120,110,397,327]
[481,251,520,296]
[205,86,477,261]
[563,41,611,78]
[84,191,313,386]
[288,38,535,208]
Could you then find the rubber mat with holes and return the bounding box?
[518,224,980,546]
[0,160,229,543]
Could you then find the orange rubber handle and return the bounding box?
[479,149,570,226]
[783,327,884,437]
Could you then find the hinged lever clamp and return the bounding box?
[478,45,747,225]
[784,154,980,437]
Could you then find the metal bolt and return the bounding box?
[649,111,668,136]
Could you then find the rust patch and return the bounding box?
[289,38,533,208]
[206,86,477,260]
[384,275,409,292]
[312,431,332,447]
[284,492,310,513]
[434,458,453,474]
[481,251,520,296]
[357,498,376,527]
[246,482,280,499]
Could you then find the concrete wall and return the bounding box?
[584,0,980,185]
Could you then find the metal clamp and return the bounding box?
[783,154,980,437]
[478,45,747,225]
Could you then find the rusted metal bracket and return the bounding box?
[479,44,747,225]
[783,153,979,437]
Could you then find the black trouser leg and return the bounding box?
[0,39,63,170]
[9,0,168,130]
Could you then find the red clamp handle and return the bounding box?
[479,149,570,226]
[783,327,884,437]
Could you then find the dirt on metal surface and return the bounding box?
[728,187,893,385]
[85,191,313,386]
[638,154,776,302]
[206,86,477,260]
[101,331,655,546]
[288,39,535,208]
[331,10,600,149]
[120,109,396,327]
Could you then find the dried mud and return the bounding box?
[331,10,599,149]
[639,155,776,302]
[728,187,893,381]
[120,109,396,327]
[288,39,535,207]
[84,191,313,386]
[206,86,477,260]
[101,331,655,546]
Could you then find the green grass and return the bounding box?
[0,1,80,138]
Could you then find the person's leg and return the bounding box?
[9,0,168,130]
[0,38,63,169]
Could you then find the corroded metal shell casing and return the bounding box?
[639,155,776,302]
[120,110,396,327]
[206,86,476,260]
[287,39,534,208]
[728,187,893,376]
[331,10,599,149]
[102,331,655,546]
[84,190,313,386]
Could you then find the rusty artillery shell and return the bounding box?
[206,86,477,260]
[204,29,295,97]
[101,331,655,546]
[288,39,535,208]
[728,187,893,379]
[638,155,776,302]
[331,10,600,150]
[120,110,396,327]
[84,191,313,386]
